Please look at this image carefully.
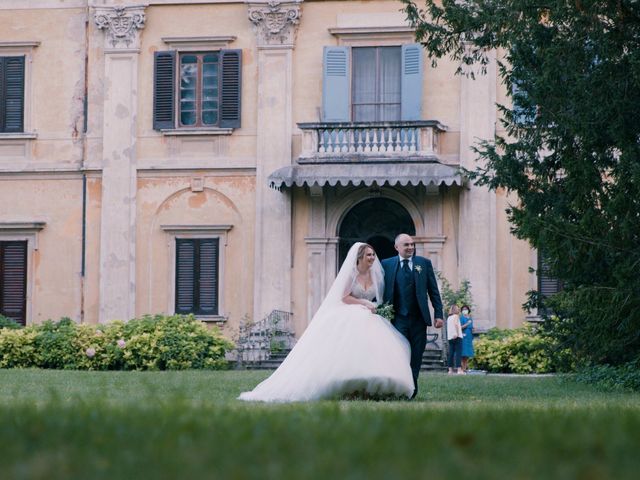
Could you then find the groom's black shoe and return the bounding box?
[410,389,417,400]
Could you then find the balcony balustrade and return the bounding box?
[298,120,447,162]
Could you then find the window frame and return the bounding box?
[350,45,402,122]
[0,41,39,140]
[177,51,221,129]
[0,222,44,326]
[0,240,27,325]
[155,36,240,135]
[174,237,219,316]
[161,224,231,323]
[322,30,423,123]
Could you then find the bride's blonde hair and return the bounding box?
[356,243,375,265]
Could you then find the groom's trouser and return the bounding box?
[394,314,427,392]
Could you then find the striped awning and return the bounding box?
[268,162,463,189]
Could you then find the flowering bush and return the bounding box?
[470,324,574,374]
[0,314,234,371]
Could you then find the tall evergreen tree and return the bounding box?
[400,0,640,364]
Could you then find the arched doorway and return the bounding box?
[338,198,415,266]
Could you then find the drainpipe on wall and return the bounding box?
[80,9,90,323]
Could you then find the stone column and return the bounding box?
[458,50,498,330]
[248,1,301,321]
[304,187,339,326]
[93,5,146,322]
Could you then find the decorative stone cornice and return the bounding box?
[248,1,301,47]
[94,6,146,50]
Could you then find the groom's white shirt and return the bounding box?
[398,255,413,271]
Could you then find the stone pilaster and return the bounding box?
[248,1,301,321]
[458,49,498,330]
[93,5,146,322]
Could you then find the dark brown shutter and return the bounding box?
[0,58,4,132]
[220,50,241,128]
[175,239,219,315]
[175,239,195,313]
[1,56,25,133]
[153,50,175,131]
[0,241,28,325]
[538,254,562,298]
[198,239,219,315]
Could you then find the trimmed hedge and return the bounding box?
[574,360,640,392]
[470,324,574,374]
[0,315,234,370]
[0,315,22,330]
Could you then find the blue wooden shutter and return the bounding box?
[0,241,28,326]
[401,44,423,121]
[220,49,242,128]
[153,51,175,130]
[322,46,350,122]
[1,56,25,133]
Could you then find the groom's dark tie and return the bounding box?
[401,259,411,276]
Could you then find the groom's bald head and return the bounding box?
[394,233,415,259]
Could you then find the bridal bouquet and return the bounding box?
[375,303,395,322]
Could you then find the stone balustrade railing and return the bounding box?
[298,120,447,160]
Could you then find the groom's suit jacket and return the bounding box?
[381,255,444,326]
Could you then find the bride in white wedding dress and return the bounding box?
[238,242,414,402]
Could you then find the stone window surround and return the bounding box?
[0,222,46,325]
[328,26,416,47]
[160,224,232,323]
[159,36,237,137]
[0,42,40,140]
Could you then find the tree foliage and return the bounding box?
[400,0,640,364]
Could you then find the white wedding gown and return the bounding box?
[238,265,414,402]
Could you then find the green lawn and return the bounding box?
[0,370,638,479]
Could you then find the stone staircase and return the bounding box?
[237,349,292,370]
[232,310,447,371]
[421,348,446,371]
[237,347,446,371]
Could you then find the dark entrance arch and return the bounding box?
[338,198,416,267]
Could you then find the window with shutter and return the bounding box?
[0,241,28,325]
[175,238,219,315]
[153,50,241,131]
[537,252,562,315]
[322,44,423,122]
[0,56,25,133]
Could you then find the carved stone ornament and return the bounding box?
[248,1,301,46]
[94,6,146,49]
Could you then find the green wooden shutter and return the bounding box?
[153,51,175,130]
[198,239,219,315]
[322,46,350,122]
[401,44,423,121]
[175,239,195,313]
[0,241,28,326]
[220,50,242,128]
[0,56,25,133]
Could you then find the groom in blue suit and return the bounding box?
[382,233,444,399]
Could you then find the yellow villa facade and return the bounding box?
[0,0,541,341]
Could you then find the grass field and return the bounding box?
[0,369,639,479]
